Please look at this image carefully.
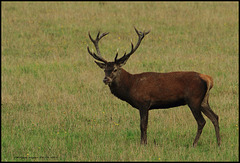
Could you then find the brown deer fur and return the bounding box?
[87,28,221,147]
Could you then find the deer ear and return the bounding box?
[116,59,128,67]
[118,62,127,67]
[94,61,106,69]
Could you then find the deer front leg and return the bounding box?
[139,109,149,145]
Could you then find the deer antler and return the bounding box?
[87,31,109,63]
[115,27,150,65]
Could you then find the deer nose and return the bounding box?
[103,77,109,84]
[103,77,112,85]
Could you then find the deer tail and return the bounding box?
[199,74,213,106]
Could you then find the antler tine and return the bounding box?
[114,52,119,62]
[87,46,107,63]
[114,49,119,62]
[99,32,109,40]
[115,27,150,65]
[87,31,109,63]
[88,31,95,43]
[134,27,150,37]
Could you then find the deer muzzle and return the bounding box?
[103,77,112,85]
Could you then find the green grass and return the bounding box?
[1,1,239,161]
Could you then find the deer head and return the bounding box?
[87,27,150,85]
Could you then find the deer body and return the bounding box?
[109,69,204,110]
[87,28,220,147]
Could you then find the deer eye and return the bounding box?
[113,69,117,72]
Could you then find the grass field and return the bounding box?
[1,2,239,161]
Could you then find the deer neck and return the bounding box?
[108,68,133,101]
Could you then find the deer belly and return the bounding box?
[150,98,186,109]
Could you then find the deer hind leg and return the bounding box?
[188,104,206,147]
[201,94,221,146]
[200,74,220,146]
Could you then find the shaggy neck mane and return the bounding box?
[108,68,133,102]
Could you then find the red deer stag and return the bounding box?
[87,27,220,147]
